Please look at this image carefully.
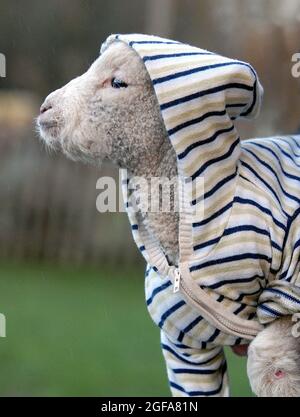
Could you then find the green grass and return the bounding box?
[0,262,253,396]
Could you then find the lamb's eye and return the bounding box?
[111,78,128,88]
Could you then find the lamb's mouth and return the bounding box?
[37,116,62,149]
[38,113,59,129]
[38,119,58,129]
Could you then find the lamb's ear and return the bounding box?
[224,62,263,122]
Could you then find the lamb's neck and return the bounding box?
[126,140,180,266]
[129,139,177,179]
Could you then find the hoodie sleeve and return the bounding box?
[257,214,300,324]
[257,281,300,324]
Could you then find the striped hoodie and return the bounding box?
[101,34,300,344]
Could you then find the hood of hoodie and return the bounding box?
[101,34,263,275]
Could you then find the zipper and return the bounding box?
[173,269,261,339]
[173,269,181,293]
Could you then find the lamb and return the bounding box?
[37,34,300,397]
[39,41,179,265]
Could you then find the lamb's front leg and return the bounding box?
[247,316,300,397]
[161,331,229,397]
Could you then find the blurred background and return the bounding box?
[0,0,300,396]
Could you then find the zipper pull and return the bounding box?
[173,269,181,293]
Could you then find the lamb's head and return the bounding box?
[38,41,168,171]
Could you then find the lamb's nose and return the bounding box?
[40,102,52,115]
